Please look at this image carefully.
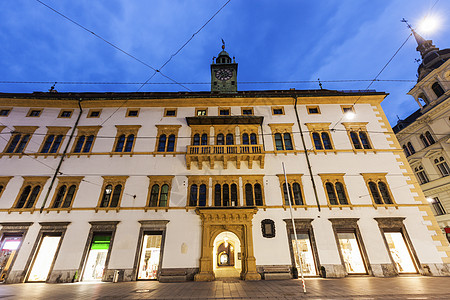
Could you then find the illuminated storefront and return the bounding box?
[291,233,317,276]
[0,236,22,281]
[337,232,366,274]
[27,235,61,282]
[384,232,417,273]
[137,233,162,280]
[82,234,111,281]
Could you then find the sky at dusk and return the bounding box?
[1,0,449,126]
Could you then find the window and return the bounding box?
[432,82,445,98]
[219,108,230,116]
[319,174,349,206]
[277,174,304,206]
[147,176,173,208]
[39,127,70,154]
[210,176,240,207]
[434,156,450,177]
[269,124,295,151]
[0,108,11,117]
[241,107,254,115]
[341,122,372,150]
[113,125,141,153]
[27,109,42,117]
[244,183,264,206]
[97,176,128,209]
[87,109,101,118]
[361,173,394,205]
[0,176,12,199]
[50,177,83,209]
[126,108,140,117]
[3,126,38,154]
[418,93,429,105]
[192,131,208,146]
[196,108,207,116]
[189,184,207,207]
[226,133,234,145]
[71,126,101,154]
[407,142,415,155]
[13,176,49,210]
[58,109,73,118]
[420,131,435,148]
[164,108,177,117]
[428,197,446,216]
[272,107,284,115]
[305,123,334,150]
[155,125,181,153]
[414,165,429,184]
[403,145,411,157]
[242,133,258,145]
[307,106,320,114]
[341,106,355,114]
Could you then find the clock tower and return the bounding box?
[211,44,238,93]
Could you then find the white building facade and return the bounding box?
[0,48,449,284]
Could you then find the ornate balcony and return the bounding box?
[186,144,264,169]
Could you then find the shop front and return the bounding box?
[0,236,23,281]
[82,234,112,281]
[137,232,162,280]
[27,235,62,282]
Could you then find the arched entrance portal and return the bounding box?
[194,208,260,281]
[213,231,241,279]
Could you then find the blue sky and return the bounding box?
[1,0,449,126]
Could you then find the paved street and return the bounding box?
[1,276,450,299]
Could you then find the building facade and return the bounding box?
[393,31,450,242]
[0,48,449,284]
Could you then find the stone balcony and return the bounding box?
[186,144,264,169]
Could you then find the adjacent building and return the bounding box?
[393,30,450,242]
[0,46,449,284]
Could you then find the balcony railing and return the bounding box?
[188,144,263,155]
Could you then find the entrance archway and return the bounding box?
[213,231,241,278]
[194,208,260,281]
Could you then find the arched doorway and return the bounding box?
[213,231,241,279]
[194,208,260,281]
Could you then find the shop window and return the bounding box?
[429,197,446,216]
[383,231,417,273]
[434,156,450,177]
[307,106,320,114]
[155,125,181,153]
[0,108,11,116]
[82,234,112,281]
[336,231,367,274]
[414,165,429,184]
[58,110,73,118]
[27,235,62,282]
[27,109,42,117]
[113,125,141,153]
[126,108,140,117]
[432,82,445,98]
[164,108,177,117]
[271,107,284,115]
[137,233,162,280]
[87,109,101,118]
[0,235,23,281]
[147,176,173,208]
[196,108,207,116]
[71,126,101,154]
[290,232,317,276]
[407,142,415,155]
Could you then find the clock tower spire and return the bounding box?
[211,41,238,93]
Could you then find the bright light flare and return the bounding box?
[417,16,440,34]
[426,197,434,203]
[345,111,355,120]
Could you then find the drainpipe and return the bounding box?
[40,99,83,213]
[293,95,321,212]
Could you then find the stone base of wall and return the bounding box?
[103,268,134,282]
[371,264,397,277]
[421,263,450,276]
[159,268,199,282]
[48,269,78,283]
[321,264,346,278]
[256,265,292,280]
[4,270,26,284]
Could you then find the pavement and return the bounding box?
[1,276,450,299]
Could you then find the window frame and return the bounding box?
[319,174,352,207]
[146,176,174,210]
[3,126,38,155]
[11,176,50,212]
[269,123,295,152]
[434,156,450,177]
[305,123,335,151]
[429,197,446,216]
[361,173,396,207]
[277,174,305,207]
[341,122,373,151]
[306,106,321,115]
[155,125,181,154]
[164,108,177,117]
[38,126,71,155]
[87,109,102,118]
[187,176,209,207]
[340,105,355,114]
[112,125,141,154]
[70,126,101,155]
[413,164,429,184]
[218,107,231,116]
[126,108,140,118]
[0,176,12,200]
[195,108,208,116]
[241,107,254,116]
[58,109,74,118]
[242,176,265,207]
[96,176,128,211]
[0,108,12,117]
[48,176,83,211]
[26,108,43,118]
[271,106,285,115]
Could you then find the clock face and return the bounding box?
[215,68,233,81]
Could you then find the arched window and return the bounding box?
[283,182,293,205]
[189,184,198,206]
[230,183,238,206]
[245,183,254,206]
[325,182,338,205]
[407,142,415,154]
[292,182,303,205]
[254,183,263,206]
[115,135,126,152]
[313,132,323,150]
[49,135,63,153]
[16,185,31,208]
[359,132,371,149]
[193,134,200,146]
[432,82,445,98]
[199,184,207,206]
[52,185,66,208]
[223,184,230,206]
[214,184,221,206]
[250,133,257,145]
[242,133,249,145]
[216,133,224,145]
[418,93,429,105]
[274,133,283,150]
[226,133,234,145]
[425,131,435,145]
[124,134,134,152]
[157,134,167,152]
[201,134,208,145]
[100,184,113,207]
[25,186,41,208]
[110,184,122,207]
[149,184,160,206]
[74,135,85,153]
[15,134,30,153]
[350,131,362,149]
[414,165,429,184]
[378,182,392,204]
[283,133,293,150]
[62,185,76,208]
[368,181,383,204]
[41,135,55,153]
[321,132,332,149]
[403,145,410,157]
[335,182,348,205]
[435,157,450,176]
[420,134,430,147]
[6,134,22,153]
[167,134,175,152]
[159,184,169,207]
[83,135,94,152]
